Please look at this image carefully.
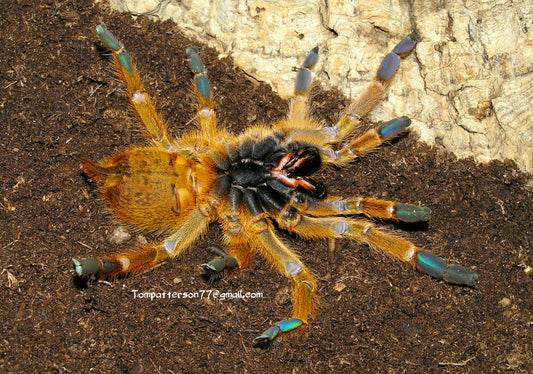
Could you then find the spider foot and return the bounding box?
[201,247,238,281]
[415,250,478,286]
[394,203,431,222]
[294,46,319,94]
[377,116,411,140]
[335,116,414,162]
[72,257,118,276]
[96,23,134,74]
[377,33,417,81]
[186,47,211,104]
[253,318,303,347]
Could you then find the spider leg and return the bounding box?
[256,185,473,287]
[273,47,339,147]
[295,194,431,222]
[282,215,477,286]
[72,209,210,277]
[201,175,261,279]
[332,115,412,163]
[279,35,417,162]
[251,226,317,346]
[201,246,238,282]
[225,236,254,269]
[288,46,319,124]
[201,235,254,281]
[260,178,430,222]
[228,188,316,345]
[95,24,171,147]
[186,47,218,138]
[330,34,417,143]
[258,184,475,285]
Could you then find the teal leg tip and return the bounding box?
[415,251,478,287]
[72,258,102,276]
[201,255,237,273]
[186,47,205,73]
[202,254,238,281]
[253,318,303,346]
[116,50,134,75]
[377,52,401,81]
[444,265,478,286]
[393,34,417,56]
[72,258,118,276]
[72,258,83,276]
[276,318,303,332]
[95,23,122,51]
[395,203,431,222]
[415,251,446,279]
[377,116,411,139]
[253,325,280,346]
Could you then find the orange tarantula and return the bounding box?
[73,24,477,346]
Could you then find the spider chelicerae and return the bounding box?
[73,24,477,346]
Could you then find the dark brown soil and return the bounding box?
[1,1,532,373]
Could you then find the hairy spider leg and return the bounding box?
[252,226,317,346]
[288,46,319,124]
[186,47,218,138]
[262,184,476,286]
[211,183,317,345]
[257,186,474,286]
[205,221,263,281]
[276,36,418,163]
[95,23,171,147]
[277,47,337,146]
[256,178,431,223]
[224,234,253,269]
[281,215,477,286]
[333,115,412,163]
[293,195,431,223]
[73,209,211,277]
[218,190,255,268]
[331,34,417,142]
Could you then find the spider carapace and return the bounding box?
[73,24,478,346]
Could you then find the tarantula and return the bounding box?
[73,24,477,346]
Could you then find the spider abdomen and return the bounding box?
[82,147,214,232]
